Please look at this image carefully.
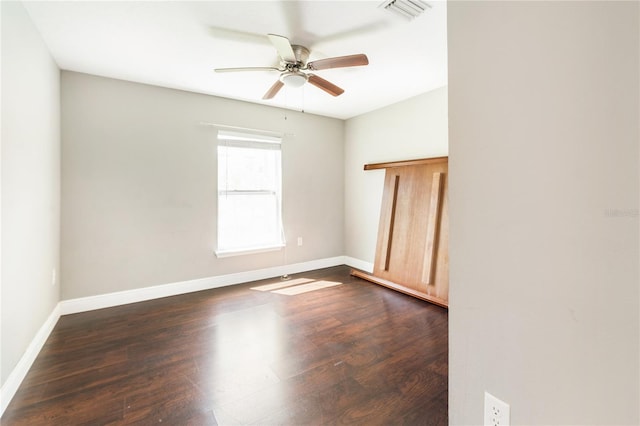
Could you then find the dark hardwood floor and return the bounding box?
[2,266,448,425]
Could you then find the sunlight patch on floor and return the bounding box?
[250,278,314,292]
[272,280,342,295]
[251,278,343,296]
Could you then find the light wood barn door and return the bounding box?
[353,157,449,308]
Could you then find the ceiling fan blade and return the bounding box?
[208,26,270,46]
[307,54,369,71]
[307,74,344,97]
[263,80,284,100]
[267,34,297,63]
[215,66,280,73]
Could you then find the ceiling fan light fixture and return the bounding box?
[280,71,308,88]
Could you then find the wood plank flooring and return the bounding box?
[1,266,448,425]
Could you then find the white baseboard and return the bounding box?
[343,256,374,273]
[1,255,357,417]
[59,256,346,315]
[0,304,61,417]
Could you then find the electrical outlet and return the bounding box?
[297,237,303,246]
[484,392,510,426]
[52,269,56,286]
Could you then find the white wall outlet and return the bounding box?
[51,268,57,286]
[297,237,303,246]
[484,392,510,426]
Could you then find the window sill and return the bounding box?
[215,244,285,258]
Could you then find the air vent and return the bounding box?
[380,0,431,20]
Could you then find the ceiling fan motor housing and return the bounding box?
[291,45,310,67]
[279,45,310,88]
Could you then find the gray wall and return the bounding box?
[1,1,61,385]
[448,1,639,424]
[344,88,448,267]
[61,72,344,299]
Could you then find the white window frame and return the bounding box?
[215,129,285,258]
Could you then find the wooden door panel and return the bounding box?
[356,157,449,308]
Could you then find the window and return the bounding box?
[216,129,285,257]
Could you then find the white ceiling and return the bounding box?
[23,0,447,120]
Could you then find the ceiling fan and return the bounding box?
[214,34,369,100]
